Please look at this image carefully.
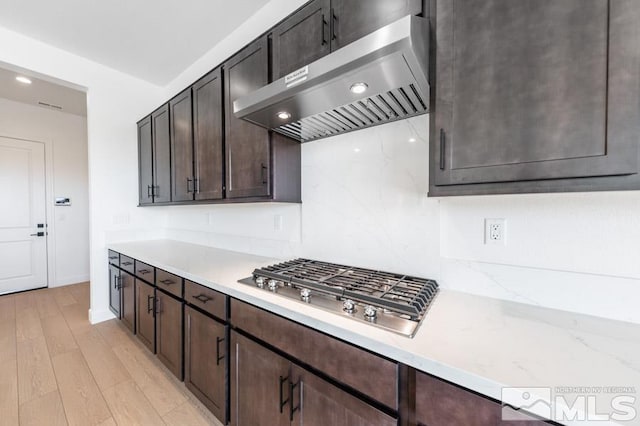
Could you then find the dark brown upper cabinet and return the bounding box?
[151,104,172,203]
[170,88,194,202]
[137,116,154,205]
[330,0,423,50]
[272,0,331,80]
[224,37,272,199]
[272,0,422,80]
[430,0,640,196]
[193,68,224,201]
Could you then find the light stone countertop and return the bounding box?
[108,239,640,426]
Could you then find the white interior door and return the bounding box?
[0,137,48,294]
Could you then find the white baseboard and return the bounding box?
[89,308,116,325]
[52,274,90,287]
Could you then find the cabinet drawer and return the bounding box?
[120,255,135,274]
[185,280,227,321]
[108,250,119,265]
[155,269,183,298]
[135,260,155,283]
[230,299,398,410]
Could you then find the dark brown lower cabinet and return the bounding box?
[120,271,135,333]
[289,364,396,426]
[230,330,395,426]
[136,279,155,352]
[156,289,183,380]
[230,331,290,426]
[108,264,120,318]
[185,306,227,423]
[415,370,547,426]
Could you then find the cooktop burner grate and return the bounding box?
[253,258,438,319]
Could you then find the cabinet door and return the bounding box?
[433,0,640,188]
[135,280,155,352]
[185,306,227,422]
[108,264,120,318]
[290,365,396,426]
[224,37,271,199]
[151,104,172,203]
[415,371,545,426]
[138,116,154,205]
[230,331,289,426]
[272,0,331,80]
[170,89,194,202]
[156,290,183,379]
[193,68,224,201]
[121,271,135,333]
[330,0,422,50]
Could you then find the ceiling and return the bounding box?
[0,0,271,86]
[0,66,87,116]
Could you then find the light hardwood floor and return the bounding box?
[0,283,223,426]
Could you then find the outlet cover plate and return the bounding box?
[485,218,506,245]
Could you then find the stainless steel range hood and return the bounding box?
[233,15,429,143]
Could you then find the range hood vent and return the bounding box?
[234,15,429,143]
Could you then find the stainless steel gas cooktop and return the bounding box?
[238,258,439,337]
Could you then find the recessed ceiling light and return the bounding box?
[353,148,361,153]
[349,82,368,94]
[408,138,417,143]
[277,111,291,120]
[16,76,32,85]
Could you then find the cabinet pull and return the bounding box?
[109,256,117,260]
[321,13,328,45]
[160,279,175,285]
[192,294,212,304]
[122,261,133,266]
[331,9,337,41]
[194,178,200,194]
[216,336,225,365]
[139,269,150,274]
[289,379,300,421]
[186,178,193,193]
[147,295,154,314]
[439,128,446,170]
[114,276,121,290]
[154,296,160,316]
[261,163,268,184]
[279,375,289,413]
[153,185,159,197]
[147,185,152,197]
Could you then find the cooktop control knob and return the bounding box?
[268,279,279,292]
[342,299,356,313]
[300,288,311,302]
[364,305,377,321]
[255,276,265,288]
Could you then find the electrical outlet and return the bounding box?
[485,218,506,245]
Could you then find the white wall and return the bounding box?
[0,97,89,286]
[164,116,441,279]
[0,25,167,323]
